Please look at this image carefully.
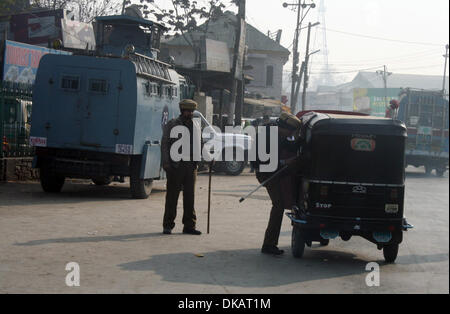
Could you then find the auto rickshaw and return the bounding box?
[287,111,413,263]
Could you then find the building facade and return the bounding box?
[161,11,290,101]
[301,72,449,116]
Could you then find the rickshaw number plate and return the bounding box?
[320,230,339,240]
[385,204,399,214]
[373,232,392,243]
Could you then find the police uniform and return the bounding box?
[161,99,201,235]
[252,112,303,255]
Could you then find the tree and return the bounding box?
[67,0,122,23]
[141,0,238,68]
[32,1,71,10]
[0,0,30,16]
[31,0,122,22]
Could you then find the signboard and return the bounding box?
[61,19,96,50]
[3,40,71,84]
[9,10,64,46]
[200,38,231,73]
[353,88,401,117]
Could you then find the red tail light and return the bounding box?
[390,188,398,200]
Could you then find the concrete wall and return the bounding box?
[164,45,287,101]
[244,53,286,101]
[194,92,213,123]
[0,158,39,181]
[166,46,198,69]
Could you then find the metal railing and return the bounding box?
[1,81,34,158]
[2,122,34,158]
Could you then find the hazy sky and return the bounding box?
[247,0,448,81]
[147,0,449,86]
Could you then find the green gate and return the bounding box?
[0,81,34,158]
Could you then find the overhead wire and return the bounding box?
[319,26,443,47]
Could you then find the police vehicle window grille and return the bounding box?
[143,82,151,96]
[152,83,157,95]
[61,76,79,91]
[148,83,155,96]
[144,61,151,74]
[157,84,162,97]
[89,79,108,93]
[139,62,145,73]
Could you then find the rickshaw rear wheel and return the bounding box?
[436,168,446,177]
[92,176,113,186]
[292,226,306,258]
[40,164,65,193]
[320,239,330,246]
[383,243,399,263]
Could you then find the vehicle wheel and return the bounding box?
[130,156,153,199]
[197,163,208,172]
[40,165,65,193]
[212,161,225,173]
[92,176,113,186]
[425,165,432,176]
[224,161,246,176]
[292,226,306,258]
[436,168,446,177]
[383,243,399,263]
[340,233,352,242]
[320,239,330,246]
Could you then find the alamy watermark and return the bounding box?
[65,262,80,287]
[168,119,281,172]
[365,262,380,287]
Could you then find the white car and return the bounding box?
[194,111,253,176]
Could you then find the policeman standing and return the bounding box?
[161,99,202,235]
[252,112,303,255]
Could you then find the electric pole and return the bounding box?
[443,44,449,95]
[294,61,305,109]
[290,1,302,113]
[301,22,312,111]
[228,0,246,126]
[376,65,392,109]
[121,0,127,14]
[283,1,316,113]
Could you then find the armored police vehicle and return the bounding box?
[30,14,193,199]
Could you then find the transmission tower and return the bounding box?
[312,0,333,87]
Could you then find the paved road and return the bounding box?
[0,167,448,294]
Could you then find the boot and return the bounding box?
[261,245,284,255]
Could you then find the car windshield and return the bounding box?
[194,111,218,137]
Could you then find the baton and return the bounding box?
[207,161,213,234]
[239,165,289,203]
